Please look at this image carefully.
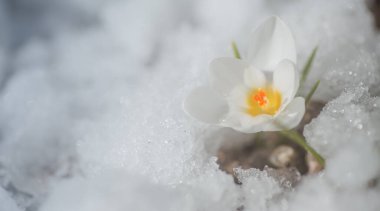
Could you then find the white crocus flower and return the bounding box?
[184,16,305,133]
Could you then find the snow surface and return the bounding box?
[0,0,379,210]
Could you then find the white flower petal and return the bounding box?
[227,85,249,108]
[222,111,273,133]
[209,57,249,96]
[247,16,297,71]
[243,66,267,88]
[275,97,305,129]
[260,121,283,131]
[183,86,228,124]
[239,114,274,133]
[238,119,292,133]
[273,59,299,103]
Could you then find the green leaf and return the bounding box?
[231,41,241,59]
[300,46,318,86]
[305,80,320,105]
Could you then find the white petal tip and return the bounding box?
[183,86,228,124]
[248,16,297,70]
[276,97,305,129]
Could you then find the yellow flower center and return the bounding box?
[246,86,282,116]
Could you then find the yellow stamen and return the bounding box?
[246,86,282,116]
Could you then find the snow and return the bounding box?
[0,187,21,211]
[292,87,380,211]
[304,87,380,189]
[0,0,379,210]
[235,167,285,211]
[40,159,240,211]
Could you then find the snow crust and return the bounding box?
[0,0,379,210]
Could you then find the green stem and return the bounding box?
[279,130,325,167]
[300,46,318,87]
[231,41,241,59]
[305,80,320,105]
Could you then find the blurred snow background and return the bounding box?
[0,0,379,210]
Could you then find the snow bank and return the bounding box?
[0,0,379,210]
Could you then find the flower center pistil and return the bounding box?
[246,86,282,116]
[253,90,268,106]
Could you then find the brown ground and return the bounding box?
[367,0,380,29]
